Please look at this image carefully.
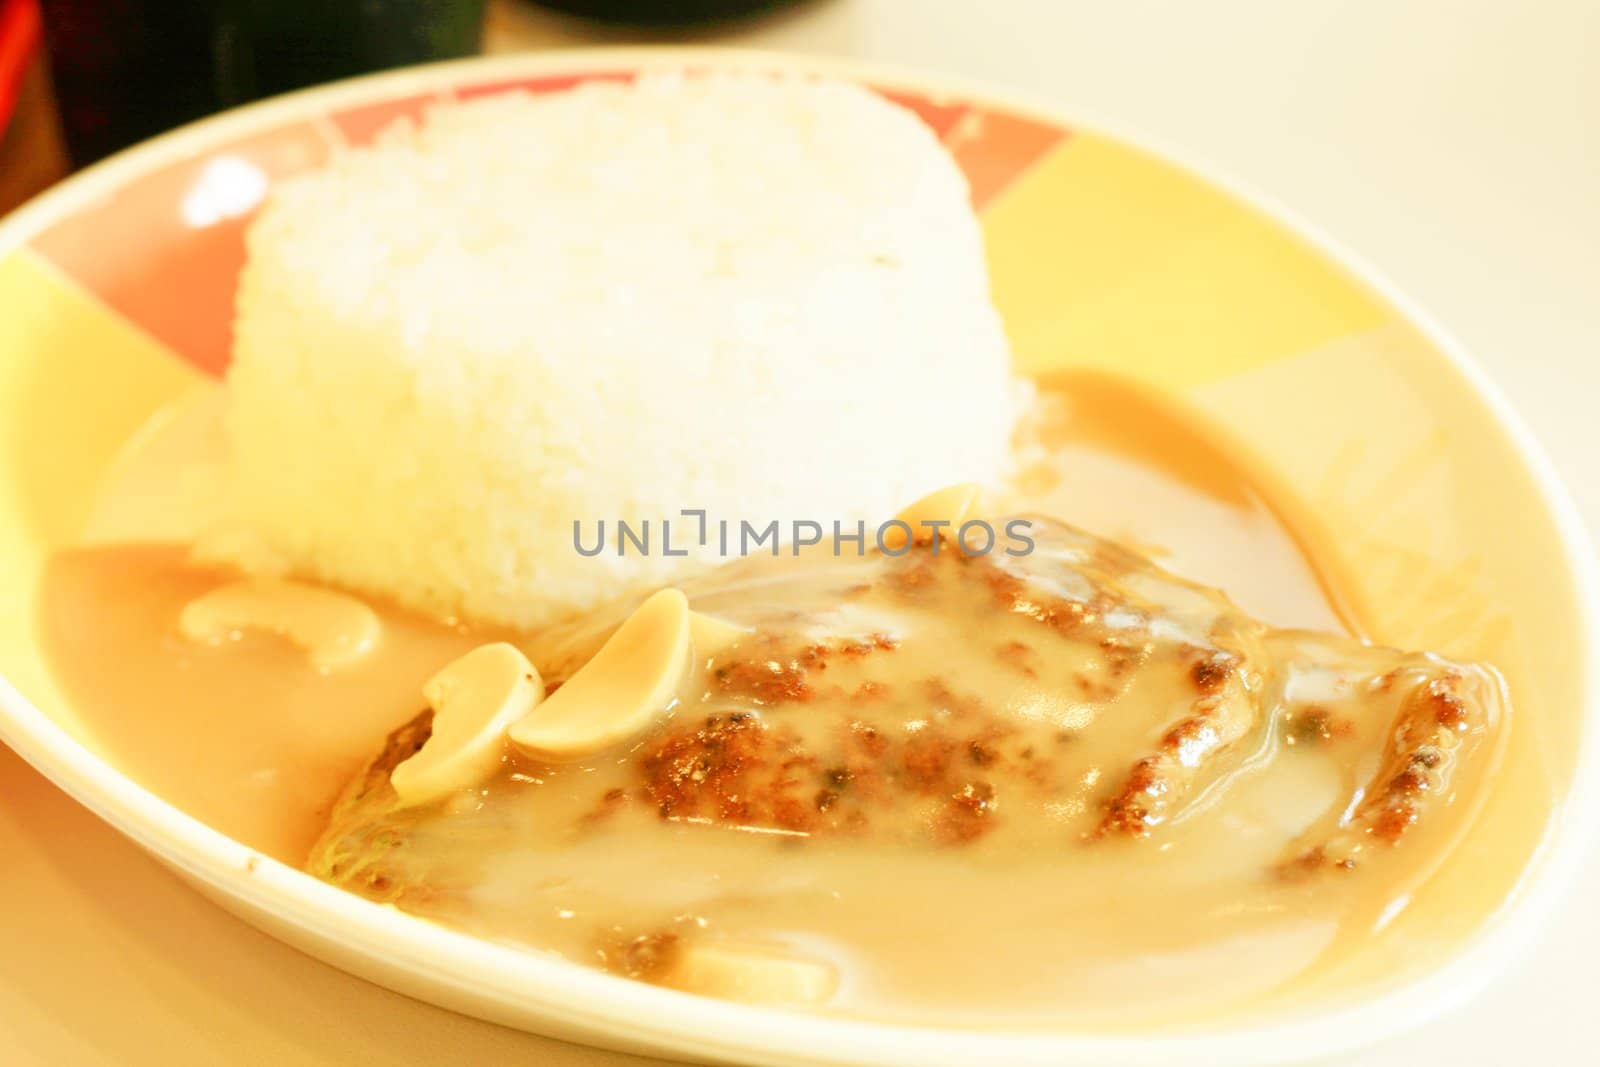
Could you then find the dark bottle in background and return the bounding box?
[532,0,805,25]
[40,0,485,166]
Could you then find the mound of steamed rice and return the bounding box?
[219,72,1016,629]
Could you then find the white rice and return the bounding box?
[219,71,1017,629]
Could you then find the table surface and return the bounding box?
[5,1,1598,1063]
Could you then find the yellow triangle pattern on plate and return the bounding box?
[982,133,1391,386]
[0,251,204,709]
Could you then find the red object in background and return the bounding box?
[0,0,41,134]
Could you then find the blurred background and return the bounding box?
[1,1,1597,1064]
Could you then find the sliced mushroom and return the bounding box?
[390,643,545,806]
[179,578,380,671]
[664,942,839,1006]
[882,483,985,551]
[509,588,691,762]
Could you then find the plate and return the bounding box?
[0,47,1595,1067]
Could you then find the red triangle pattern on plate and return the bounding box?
[331,92,450,146]
[874,88,1065,209]
[455,70,635,101]
[28,72,1065,378]
[875,87,969,140]
[945,108,1064,210]
[30,122,331,378]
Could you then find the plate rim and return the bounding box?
[1,45,1596,1067]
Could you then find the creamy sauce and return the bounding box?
[306,520,1502,1027]
[39,546,487,862]
[35,375,1508,1028]
[1007,372,1360,635]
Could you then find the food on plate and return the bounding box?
[36,71,1520,1028]
[215,72,1016,630]
[300,512,1504,1021]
